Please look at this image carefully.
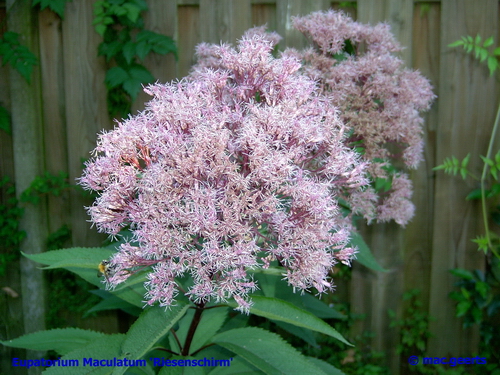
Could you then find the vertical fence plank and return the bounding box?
[350,1,414,373]
[62,1,110,247]
[6,1,47,371]
[199,0,252,45]
[403,0,441,325]
[276,0,330,50]
[429,0,497,356]
[38,8,71,237]
[252,2,277,31]
[177,4,201,77]
[358,0,413,63]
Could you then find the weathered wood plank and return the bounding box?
[276,0,331,50]
[403,0,441,323]
[428,0,498,356]
[38,8,71,237]
[62,1,110,246]
[358,0,413,64]
[199,0,252,45]
[6,1,47,371]
[177,5,201,78]
[252,2,277,31]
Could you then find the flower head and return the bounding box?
[289,10,436,225]
[81,34,369,312]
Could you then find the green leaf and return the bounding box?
[475,281,489,299]
[86,290,142,316]
[122,41,136,65]
[206,355,260,374]
[483,36,495,48]
[349,231,386,272]
[113,304,190,375]
[188,307,229,354]
[0,328,105,355]
[43,334,126,375]
[0,32,38,83]
[300,293,346,320]
[32,0,72,19]
[105,66,129,88]
[448,40,464,48]
[307,357,345,375]
[449,268,474,280]
[0,105,11,134]
[487,56,498,76]
[229,296,351,346]
[466,188,483,200]
[123,2,143,24]
[212,327,328,375]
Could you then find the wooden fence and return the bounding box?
[1,0,499,374]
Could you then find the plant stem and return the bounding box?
[181,302,206,356]
[481,100,500,260]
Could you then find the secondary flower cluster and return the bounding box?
[289,10,436,225]
[80,34,369,312]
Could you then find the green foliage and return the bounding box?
[448,265,500,371]
[0,31,38,83]
[433,154,470,180]
[93,0,177,118]
[389,289,434,356]
[32,0,73,19]
[20,171,72,204]
[0,177,25,276]
[10,246,354,374]
[0,105,11,134]
[348,231,387,272]
[480,150,500,181]
[449,268,500,329]
[448,34,500,76]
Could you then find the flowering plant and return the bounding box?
[290,11,435,226]
[79,33,368,313]
[4,10,435,374]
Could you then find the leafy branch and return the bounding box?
[0,31,38,84]
[437,35,500,260]
[93,0,177,118]
[32,0,73,19]
[448,34,500,76]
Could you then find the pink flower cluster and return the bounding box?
[80,34,369,312]
[289,10,435,225]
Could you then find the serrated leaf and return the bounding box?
[123,78,142,99]
[487,56,498,76]
[43,334,125,375]
[228,296,351,346]
[32,0,71,19]
[189,307,229,354]
[86,291,142,316]
[135,40,150,60]
[466,188,483,200]
[206,355,260,375]
[106,66,129,88]
[307,357,345,375]
[483,36,494,47]
[449,268,474,280]
[0,105,11,134]
[122,41,136,65]
[0,328,105,355]
[123,3,142,23]
[300,293,346,320]
[448,40,464,48]
[115,304,189,375]
[349,231,386,272]
[212,327,328,375]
